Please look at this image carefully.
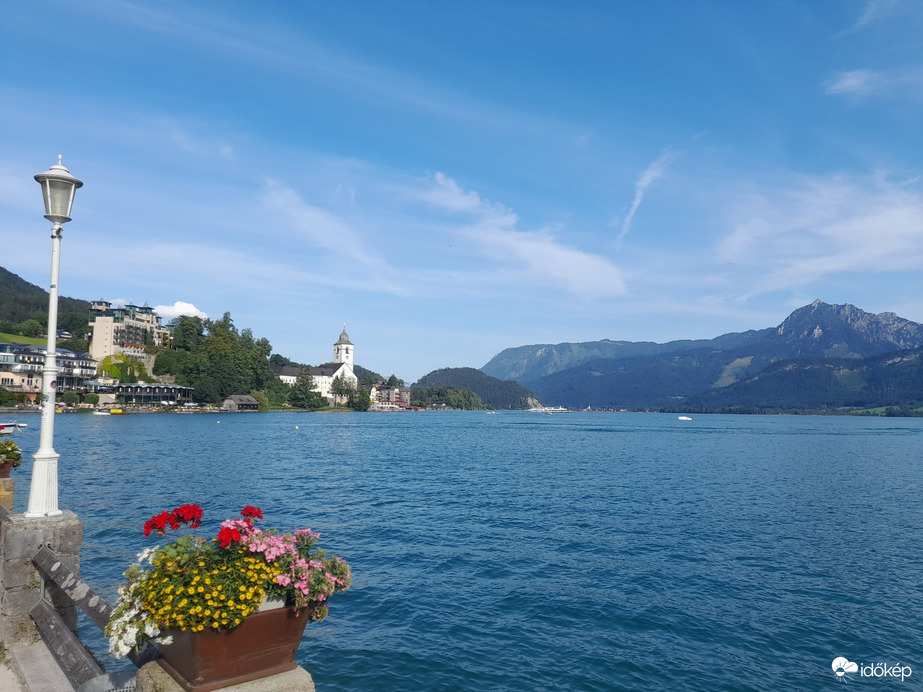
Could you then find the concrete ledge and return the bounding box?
[10,638,75,691]
[138,662,315,692]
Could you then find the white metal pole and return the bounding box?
[25,223,64,517]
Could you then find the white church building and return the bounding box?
[278,326,358,404]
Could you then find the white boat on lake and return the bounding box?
[0,422,27,435]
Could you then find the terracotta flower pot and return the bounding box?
[155,606,311,692]
[0,460,16,479]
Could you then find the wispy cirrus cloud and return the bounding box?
[838,0,900,35]
[718,173,923,300]
[425,173,626,296]
[824,67,923,101]
[613,151,676,245]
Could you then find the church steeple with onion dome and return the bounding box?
[334,324,354,367]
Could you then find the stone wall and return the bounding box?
[0,510,83,641]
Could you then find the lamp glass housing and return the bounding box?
[34,158,83,225]
[42,179,77,223]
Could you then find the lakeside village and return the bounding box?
[0,299,417,414]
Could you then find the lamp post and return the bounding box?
[25,156,82,518]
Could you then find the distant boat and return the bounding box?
[92,410,110,416]
[109,408,127,415]
[678,415,693,421]
[0,422,27,435]
[528,406,569,413]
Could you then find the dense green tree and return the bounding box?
[288,371,327,410]
[84,393,99,405]
[387,374,403,387]
[330,375,354,405]
[60,391,79,406]
[348,387,372,411]
[262,377,292,408]
[411,385,486,410]
[269,353,297,368]
[170,316,206,352]
[58,338,89,353]
[19,319,43,337]
[250,390,271,412]
[154,314,277,404]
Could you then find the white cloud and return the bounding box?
[615,151,676,244]
[258,180,388,270]
[824,69,878,96]
[154,301,209,320]
[718,173,923,299]
[424,173,625,296]
[824,68,923,101]
[853,0,899,30]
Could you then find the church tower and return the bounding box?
[334,324,354,367]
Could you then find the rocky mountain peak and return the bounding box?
[773,300,923,357]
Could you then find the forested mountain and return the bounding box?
[0,266,92,335]
[484,301,923,411]
[414,367,540,409]
[686,349,923,412]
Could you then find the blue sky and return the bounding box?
[2,1,922,382]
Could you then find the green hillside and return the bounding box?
[414,367,539,410]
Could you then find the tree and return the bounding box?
[269,353,297,368]
[58,337,89,353]
[330,375,355,406]
[387,374,403,387]
[347,387,371,412]
[84,393,99,405]
[20,319,43,337]
[250,390,270,412]
[60,391,79,406]
[289,371,326,410]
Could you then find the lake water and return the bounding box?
[7,411,923,690]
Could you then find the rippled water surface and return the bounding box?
[9,411,923,690]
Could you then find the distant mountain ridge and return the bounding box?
[481,301,923,411]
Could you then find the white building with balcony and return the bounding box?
[0,343,98,402]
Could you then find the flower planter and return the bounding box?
[155,606,310,692]
[0,460,16,478]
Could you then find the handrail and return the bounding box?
[29,544,157,686]
[32,546,113,630]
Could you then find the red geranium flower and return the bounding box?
[143,511,173,537]
[241,506,263,521]
[172,503,204,529]
[216,526,242,548]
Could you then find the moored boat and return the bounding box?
[0,422,27,435]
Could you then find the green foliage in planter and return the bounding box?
[0,440,22,467]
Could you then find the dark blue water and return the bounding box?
[8,411,923,690]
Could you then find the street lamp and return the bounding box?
[25,156,82,518]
